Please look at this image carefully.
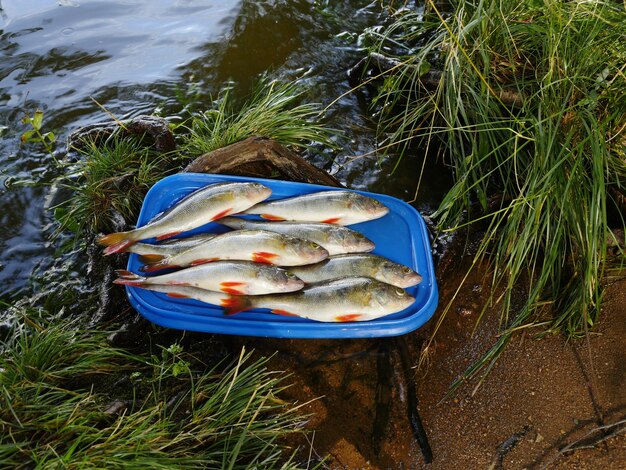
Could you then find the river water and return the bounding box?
[0,0,449,302]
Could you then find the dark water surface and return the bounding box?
[0,0,448,301]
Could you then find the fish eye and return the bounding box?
[308,241,319,248]
[395,287,406,296]
[402,266,412,273]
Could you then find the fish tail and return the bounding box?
[221,295,253,316]
[114,269,139,279]
[98,231,136,255]
[113,271,148,288]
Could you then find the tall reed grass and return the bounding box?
[371,0,626,385]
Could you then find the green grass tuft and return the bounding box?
[181,79,339,158]
[55,135,173,235]
[0,314,308,469]
[370,0,626,387]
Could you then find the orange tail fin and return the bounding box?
[115,269,140,279]
[113,271,147,287]
[220,295,253,315]
[98,232,136,255]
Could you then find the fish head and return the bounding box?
[368,279,415,313]
[270,268,305,292]
[244,183,273,203]
[350,194,389,219]
[339,230,375,252]
[289,239,330,264]
[375,261,423,288]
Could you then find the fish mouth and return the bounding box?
[248,184,272,201]
[399,294,416,310]
[372,205,390,217]
[395,273,423,288]
[283,274,305,292]
[307,247,329,263]
[360,239,376,252]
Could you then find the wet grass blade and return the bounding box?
[0,315,309,469]
[370,0,626,388]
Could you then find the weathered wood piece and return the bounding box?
[183,136,343,187]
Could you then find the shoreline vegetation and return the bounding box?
[363,0,626,388]
[3,0,626,466]
[3,80,334,468]
[0,311,307,468]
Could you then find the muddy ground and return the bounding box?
[236,254,626,469]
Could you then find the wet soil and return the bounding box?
[171,144,626,469]
[235,256,626,469]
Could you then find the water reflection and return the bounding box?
[0,0,241,116]
[0,1,441,299]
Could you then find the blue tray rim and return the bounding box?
[125,173,439,338]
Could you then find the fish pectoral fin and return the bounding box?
[334,313,363,322]
[252,251,279,264]
[138,254,165,263]
[190,258,219,266]
[221,296,251,315]
[220,281,246,295]
[156,231,183,241]
[271,309,300,317]
[210,208,232,221]
[166,292,190,298]
[260,214,286,221]
[321,217,341,224]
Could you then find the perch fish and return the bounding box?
[98,182,271,254]
[139,229,329,272]
[243,190,389,225]
[217,217,375,255]
[288,253,422,288]
[223,276,415,322]
[114,260,303,295]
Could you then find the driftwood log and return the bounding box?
[183,136,342,187]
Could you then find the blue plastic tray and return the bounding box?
[124,173,438,338]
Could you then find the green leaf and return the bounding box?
[32,109,44,131]
[43,131,56,143]
[418,60,431,76]
[54,207,79,233]
[20,130,35,143]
